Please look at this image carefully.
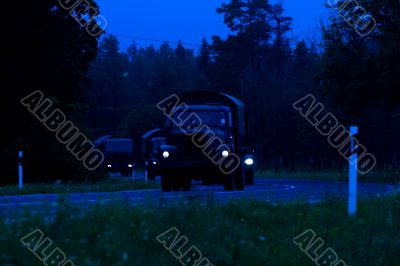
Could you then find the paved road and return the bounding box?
[0,178,398,214]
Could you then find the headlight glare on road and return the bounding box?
[222,150,229,158]
[163,151,170,159]
[244,158,254,166]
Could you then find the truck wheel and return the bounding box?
[182,177,192,191]
[172,176,182,191]
[235,167,245,191]
[148,173,156,181]
[161,174,173,192]
[245,168,254,185]
[147,169,156,181]
[127,169,133,177]
[224,174,235,191]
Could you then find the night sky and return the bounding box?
[96,0,329,51]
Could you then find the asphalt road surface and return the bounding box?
[0,178,398,215]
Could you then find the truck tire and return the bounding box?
[235,167,245,191]
[147,168,156,181]
[127,168,133,177]
[161,174,173,192]
[245,168,254,185]
[123,169,129,177]
[182,177,192,191]
[172,176,182,191]
[224,174,235,191]
[148,173,156,181]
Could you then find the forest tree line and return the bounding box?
[2,0,400,183]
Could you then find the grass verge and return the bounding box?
[0,178,160,197]
[256,169,400,183]
[1,195,400,265]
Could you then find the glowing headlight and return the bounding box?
[163,151,170,159]
[222,150,229,158]
[107,165,112,168]
[152,161,157,165]
[128,164,133,168]
[244,158,254,166]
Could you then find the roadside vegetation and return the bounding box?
[1,168,397,197]
[0,178,159,197]
[2,194,400,265]
[256,169,400,184]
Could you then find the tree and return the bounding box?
[268,2,293,93]
[1,0,104,183]
[217,0,271,38]
[88,35,130,136]
[197,38,213,89]
[319,0,400,116]
[317,0,400,174]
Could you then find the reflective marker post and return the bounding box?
[144,161,148,184]
[132,164,135,181]
[18,151,23,190]
[348,126,358,217]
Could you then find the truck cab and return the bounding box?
[142,129,166,180]
[158,90,254,192]
[95,136,135,177]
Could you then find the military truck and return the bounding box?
[95,136,135,177]
[141,129,166,180]
[157,90,254,192]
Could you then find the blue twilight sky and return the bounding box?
[96,0,330,51]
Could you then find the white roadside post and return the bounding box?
[348,126,358,217]
[144,161,148,184]
[18,151,23,190]
[132,163,135,181]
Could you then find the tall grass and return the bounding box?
[0,178,159,196]
[2,195,400,265]
[256,169,400,183]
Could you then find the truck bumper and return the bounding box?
[160,160,224,179]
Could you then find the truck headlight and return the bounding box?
[222,150,229,158]
[244,158,254,166]
[163,151,170,159]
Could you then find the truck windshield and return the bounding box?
[105,141,133,153]
[171,110,228,127]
